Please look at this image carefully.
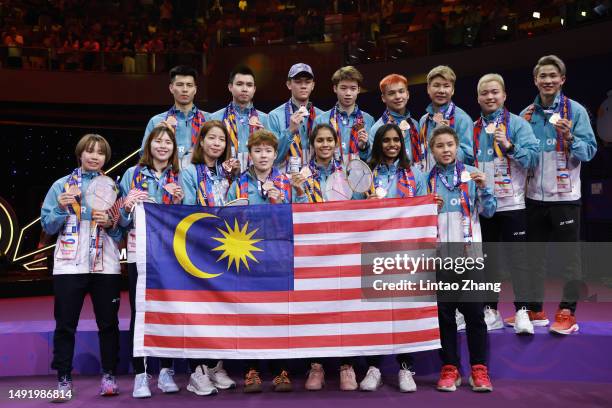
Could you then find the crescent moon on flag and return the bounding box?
[173,212,222,279]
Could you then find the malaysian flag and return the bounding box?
[133,197,440,359]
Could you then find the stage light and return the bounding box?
[561,18,564,25]
[501,25,508,31]
[0,201,15,256]
[533,11,541,19]
[594,4,609,15]
[581,10,587,17]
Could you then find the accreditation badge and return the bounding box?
[127,228,137,253]
[180,150,192,170]
[57,215,79,260]
[493,157,514,197]
[556,151,572,193]
[237,151,250,173]
[89,225,105,272]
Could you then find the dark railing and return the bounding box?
[0,8,608,74]
[0,46,207,74]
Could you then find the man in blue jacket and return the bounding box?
[141,65,209,169]
[518,55,597,335]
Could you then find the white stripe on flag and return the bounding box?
[295,227,438,245]
[144,317,439,338]
[146,299,437,315]
[292,204,437,224]
[139,339,442,360]
[294,253,361,268]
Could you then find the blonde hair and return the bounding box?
[477,73,505,94]
[331,66,364,86]
[75,134,111,165]
[533,55,566,77]
[427,65,456,85]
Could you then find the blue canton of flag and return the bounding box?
[144,203,294,292]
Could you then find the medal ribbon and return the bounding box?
[382,110,423,164]
[165,106,205,146]
[329,104,363,161]
[285,100,316,164]
[196,162,226,206]
[224,103,259,158]
[427,162,473,242]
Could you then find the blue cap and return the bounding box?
[287,63,314,79]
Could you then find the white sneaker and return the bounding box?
[456,310,466,331]
[398,363,416,392]
[484,306,504,331]
[514,308,535,335]
[158,368,179,393]
[132,373,152,398]
[208,361,236,389]
[186,365,218,396]
[52,376,73,402]
[359,366,382,391]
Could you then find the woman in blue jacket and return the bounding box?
[119,123,184,398]
[42,134,122,401]
[427,125,496,394]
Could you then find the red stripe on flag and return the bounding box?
[293,215,437,235]
[291,195,436,213]
[294,265,362,279]
[145,306,438,326]
[146,288,433,303]
[294,238,435,257]
[144,328,440,349]
[295,265,434,279]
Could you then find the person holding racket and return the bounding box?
[350,123,428,392]
[41,134,122,401]
[290,123,362,391]
[290,123,364,204]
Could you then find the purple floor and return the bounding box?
[0,374,610,408]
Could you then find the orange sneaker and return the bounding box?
[436,365,461,392]
[272,370,292,392]
[469,364,493,392]
[549,309,579,335]
[243,369,262,393]
[504,310,549,327]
